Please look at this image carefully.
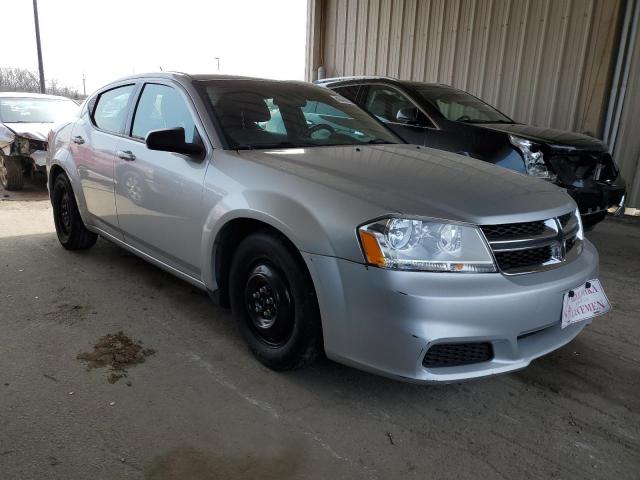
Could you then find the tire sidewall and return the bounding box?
[229,232,321,370]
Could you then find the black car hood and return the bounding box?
[480,123,608,152]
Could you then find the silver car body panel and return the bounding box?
[47,72,599,383]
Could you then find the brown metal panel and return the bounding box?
[376,0,393,74]
[453,0,477,90]
[344,0,359,75]
[355,0,370,75]
[334,0,348,76]
[439,0,462,85]
[466,0,494,97]
[481,0,511,105]
[613,10,640,208]
[574,0,621,136]
[412,0,431,81]
[365,0,381,74]
[387,0,406,77]
[426,0,446,82]
[399,0,418,79]
[496,0,529,115]
[311,0,622,147]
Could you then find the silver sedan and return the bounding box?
[47,73,606,383]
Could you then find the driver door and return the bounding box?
[113,82,209,278]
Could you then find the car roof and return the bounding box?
[315,76,454,90]
[0,91,74,101]
[100,71,310,87]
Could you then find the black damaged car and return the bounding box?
[317,77,626,229]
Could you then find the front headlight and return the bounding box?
[509,134,557,182]
[358,217,497,272]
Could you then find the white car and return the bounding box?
[0,92,78,190]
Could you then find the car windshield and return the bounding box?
[410,84,514,124]
[198,80,399,149]
[0,97,79,124]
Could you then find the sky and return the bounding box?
[1,0,308,94]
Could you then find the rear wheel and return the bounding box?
[229,231,322,370]
[52,173,97,250]
[0,156,25,191]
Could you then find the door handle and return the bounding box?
[117,150,136,161]
[72,135,85,144]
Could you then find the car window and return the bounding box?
[199,80,399,149]
[409,84,513,124]
[93,85,135,134]
[364,86,416,123]
[331,85,359,103]
[131,84,197,142]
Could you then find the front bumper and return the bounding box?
[304,239,599,383]
[564,177,626,217]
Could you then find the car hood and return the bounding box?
[480,123,607,151]
[239,144,575,224]
[2,122,51,141]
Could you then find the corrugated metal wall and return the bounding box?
[313,0,621,136]
[605,0,640,209]
[306,0,640,207]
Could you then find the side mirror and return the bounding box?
[145,127,204,156]
[396,107,420,125]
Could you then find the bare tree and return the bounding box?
[0,67,85,100]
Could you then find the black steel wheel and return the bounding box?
[229,231,322,370]
[244,262,294,347]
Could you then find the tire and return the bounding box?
[229,231,322,371]
[0,155,25,191]
[52,173,97,250]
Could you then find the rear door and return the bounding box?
[71,83,136,237]
[113,81,209,278]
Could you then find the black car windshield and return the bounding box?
[409,84,514,124]
[0,97,78,123]
[198,80,399,149]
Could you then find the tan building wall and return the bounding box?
[306,0,640,209]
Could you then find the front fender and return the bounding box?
[200,189,338,290]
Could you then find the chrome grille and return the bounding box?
[481,221,546,240]
[481,212,582,275]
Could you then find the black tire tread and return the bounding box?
[1,156,25,191]
[52,174,97,250]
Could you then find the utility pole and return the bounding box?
[82,74,86,96]
[32,0,45,94]
[215,57,220,72]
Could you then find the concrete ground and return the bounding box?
[1,182,639,480]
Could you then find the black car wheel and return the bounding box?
[229,231,322,370]
[52,173,98,250]
[0,155,25,191]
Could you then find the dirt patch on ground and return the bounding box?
[77,332,155,383]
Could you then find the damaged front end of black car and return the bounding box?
[507,133,626,229]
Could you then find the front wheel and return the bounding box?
[229,231,322,370]
[52,173,97,250]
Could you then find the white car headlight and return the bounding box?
[509,134,557,182]
[358,217,497,273]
